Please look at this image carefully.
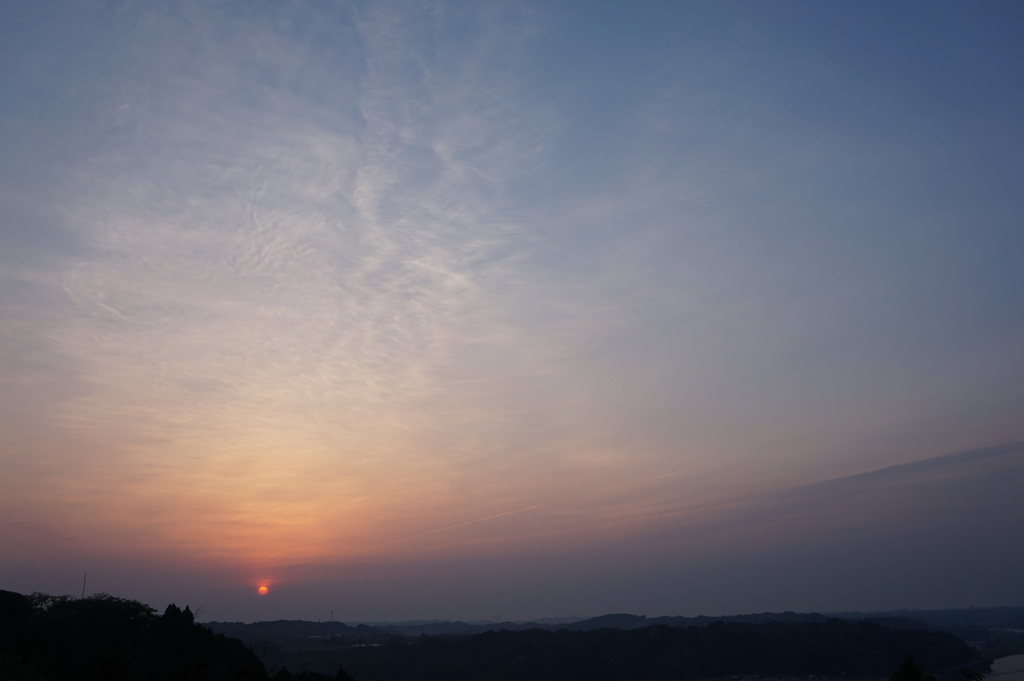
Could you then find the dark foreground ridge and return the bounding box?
[209,616,987,681]
[0,589,353,681]
[1,588,1001,681]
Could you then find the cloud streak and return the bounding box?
[2,0,1023,620]
[331,505,542,560]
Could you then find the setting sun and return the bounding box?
[257,586,268,596]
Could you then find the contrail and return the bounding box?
[338,505,542,557]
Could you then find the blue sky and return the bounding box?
[1,0,1023,622]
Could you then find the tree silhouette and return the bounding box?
[956,668,986,681]
[1,590,269,681]
[890,654,938,681]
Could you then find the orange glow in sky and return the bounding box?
[2,0,1024,626]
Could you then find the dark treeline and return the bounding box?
[309,619,982,681]
[833,608,1024,660]
[0,590,350,681]
[209,616,986,680]
[374,611,834,637]
[210,607,1024,641]
[0,589,990,681]
[834,607,1024,630]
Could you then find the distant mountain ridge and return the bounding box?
[206,606,1024,638]
[4,591,1009,681]
[206,609,836,640]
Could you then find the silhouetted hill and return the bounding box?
[566,613,649,630]
[567,610,832,631]
[20,592,997,681]
[833,607,1024,630]
[326,619,981,681]
[830,607,1024,659]
[206,612,986,680]
[281,610,832,637]
[210,619,393,646]
[0,590,273,680]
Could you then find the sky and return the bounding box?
[2,0,1023,624]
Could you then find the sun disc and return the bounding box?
[257,586,269,595]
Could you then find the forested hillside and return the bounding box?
[0,590,989,681]
[209,614,986,680]
[0,590,271,681]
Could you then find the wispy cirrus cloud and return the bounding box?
[1,0,585,567]
[3,0,1024,619]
